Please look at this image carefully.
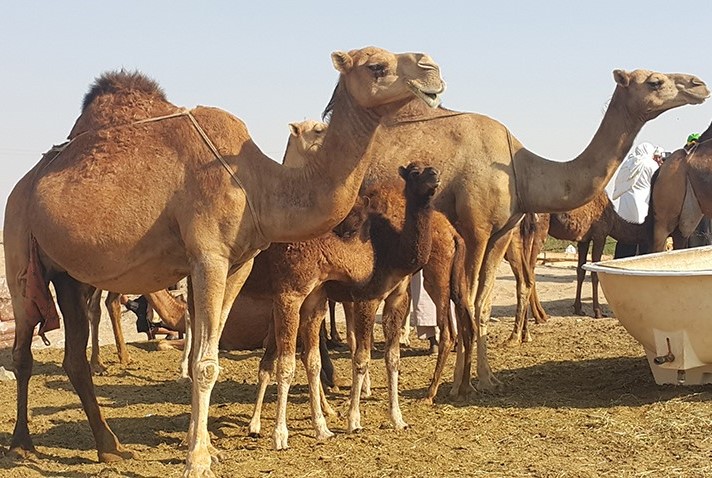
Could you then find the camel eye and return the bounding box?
[648,79,663,90]
[368,64,387,78]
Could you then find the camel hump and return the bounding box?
[70,69,179,138]
[82,69,167,112]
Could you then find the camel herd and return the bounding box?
[3,46,711,478]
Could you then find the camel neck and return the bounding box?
[515,89,645,213]
[254,82,379,242]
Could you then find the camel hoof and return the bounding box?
[182,464,215,478]
[247,431,261,439]
[316,429,335,441]
[273,430,289,450]
[418,396,434,405]
[98,447,137,463]
[393,420,409,431]
[91,363,108,376]
[534,315,549,325]
[348,426,363,434]
[522,333,533,343]
[503,336,522,347]
[476,376,503,392]
[8,445,35,460]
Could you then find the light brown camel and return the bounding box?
[283,120,472,405]
[87,288,188,375]
[4,48,445,477]
[283,120,346,346]
[338,58,708,397]
[651,121,712,252]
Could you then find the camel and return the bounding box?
[4,48,445,477]
[241,161,439,448]
[650,121,712,252]
[337,59,708,397]
[282,120,472,405]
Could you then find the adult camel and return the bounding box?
[4,49,444,477]
[334,57,708,397]
[651,121,712,252]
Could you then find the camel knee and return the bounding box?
[193,358,220,391]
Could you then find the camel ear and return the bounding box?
[288,123,301,137]
[398,165,408,179]
[331,51,353,73]
[613,69,630,88]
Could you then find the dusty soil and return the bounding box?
[1,260,711,478]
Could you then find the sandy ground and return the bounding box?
[1,259,711,478]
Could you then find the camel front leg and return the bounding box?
[469,231,512,393]
[343,301,371,397]
[347,299,379,433]
[299,288,335,440]
[271,294,302,450]
[590,238,606,318]
[573,240,590,316]
[184,258,253,478]
[54,274,135,463]
[381,280,410,430]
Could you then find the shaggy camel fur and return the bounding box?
[651,121,712,252]
[241,162,438,448]
[333,59,708,398]
[284,120,472,405]
[4,48,444,476]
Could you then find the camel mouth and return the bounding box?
[409,82,445,108]
[680,84,710,104]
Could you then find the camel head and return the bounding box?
[612,69,709,120]
[331,46,445,109]
[289,120,326,154]
[398,162,441,203]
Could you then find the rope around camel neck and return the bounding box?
[37,109,267,243]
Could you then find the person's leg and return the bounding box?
[410,270,438,353]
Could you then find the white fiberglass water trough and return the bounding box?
[583,245,712,385]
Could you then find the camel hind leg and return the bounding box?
[9,303,37,457]
[88,289,108,375]
[53,273,135,463]
[106,292,130,366]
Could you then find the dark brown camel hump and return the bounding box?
[81,69,167,112]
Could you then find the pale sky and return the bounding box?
[2,1,711,225]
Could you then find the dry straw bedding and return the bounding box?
[0,265,711,477]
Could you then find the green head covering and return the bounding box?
[687,133,701,144]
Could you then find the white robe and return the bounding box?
[612,142,660,224]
